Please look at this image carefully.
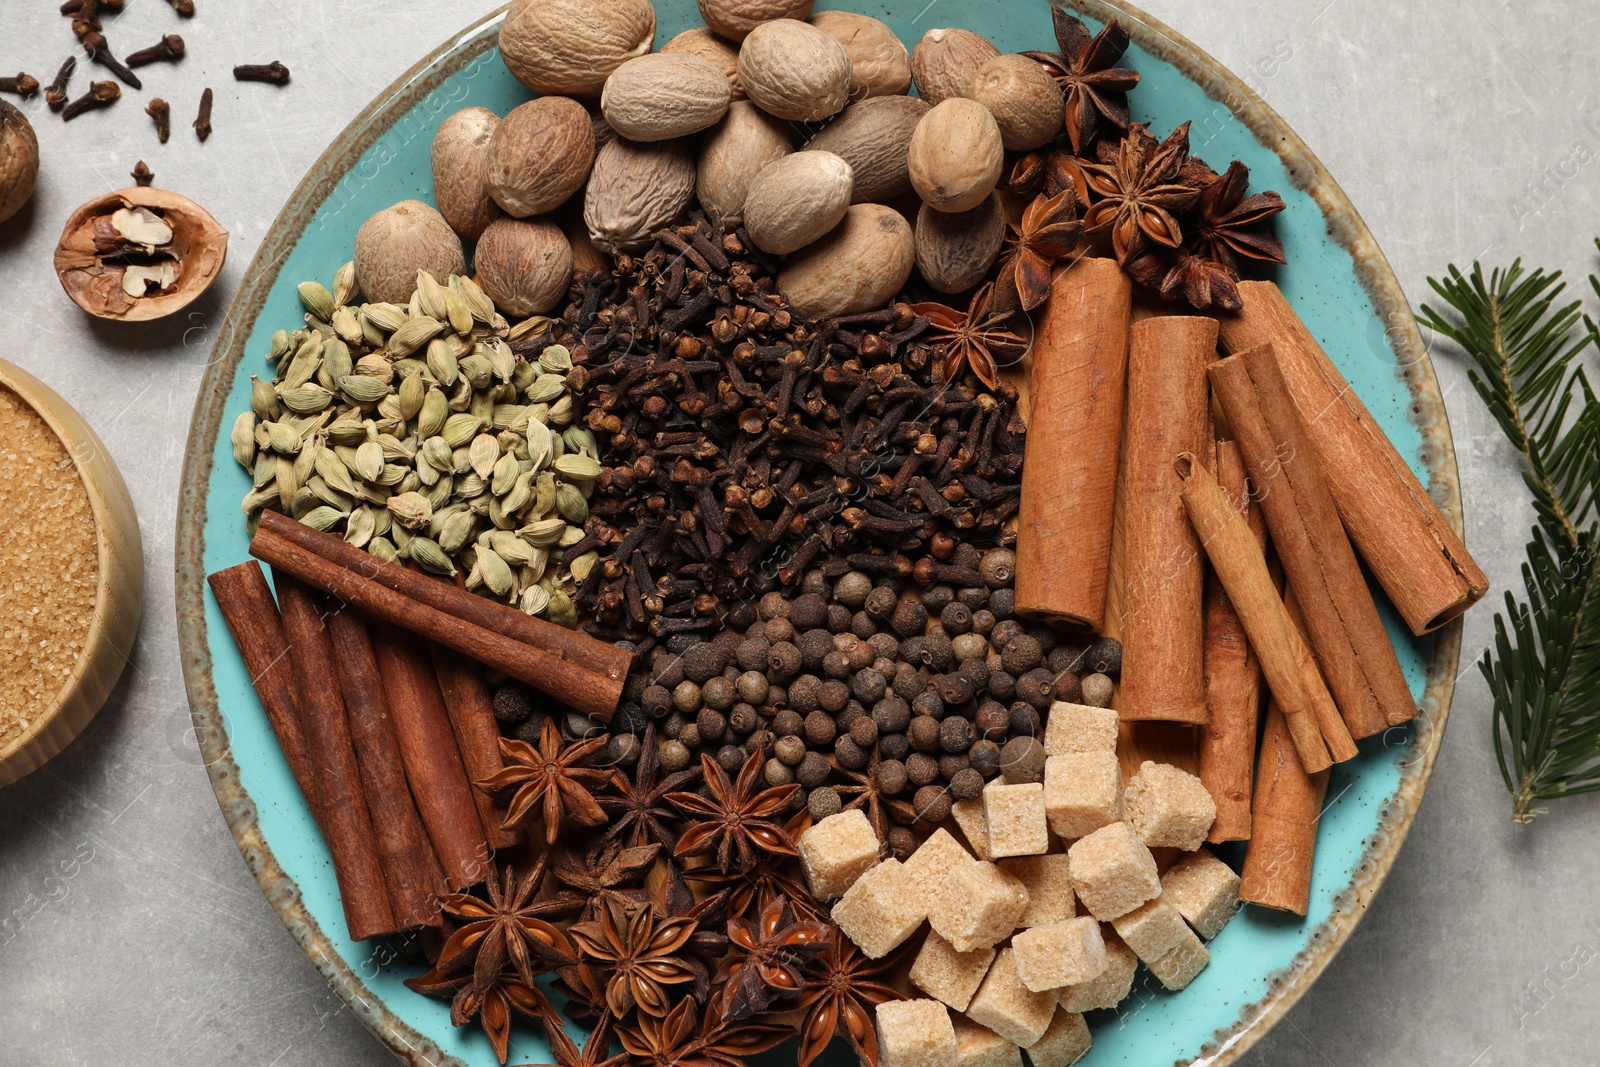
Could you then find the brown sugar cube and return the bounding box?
[798,808,882,900]
[928,860,1030,952]
[998,854,1075,927]
[951,796,994,859]
[965,946,1058,1047]
[1160,848,1241,940]
[910,930,996,1011]
[953,1018,1022,1067]
[982,781,1049,858]
[833,857,925,959]
[905,827,976,885]
[1043,752,1124,840]
[877,998,959,1067]
[1024,1008,1092,1067]
[1124,761,1217,851]
[1146,926,1210,991]
[1109,893,1190,962]
[1066,821,1160,920]
[1011,917,1106,992]
[1043,702,1120,756]
[1057,930,1138,1012]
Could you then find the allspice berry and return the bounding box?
[809,785,843,820]
[968,738,1001,777]
[658,739,692,772]
[834,571,874,608]
[948,766,984,800]
[999,735,1045,783]
[907,751,940,787]
[888,825,917,860]
[912,785,952,825]
[803,709,837,747]
[1081,672,1115,708]
[939,715,975,753]
[908,714,942,753]
[797,751,832,788]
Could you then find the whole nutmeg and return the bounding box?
[0,101,40,225]
[778,203,914,320]
[909,99,1005,214]
[473,218,572,318]
[431,107,504,241]
[742,151,854,255]
[485,96,596,218]
[697,101,793,222]
[809,10,911,99]
[584,137,698,255]
[602,53,732,142]
[915,193,1005,295]
[699,0,814,42]
[969,54,1065,151]
[738,19,853,123]
[911,27,1000,106]
[661,28,745,99]
[499,0,656,97]
[805,95,928,204]
[353,200,465,305]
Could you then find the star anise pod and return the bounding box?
[666,749,800,873]
[832,749,917,842]
[909,282,1029,392]
[1024,10,1140,154]
[554,840,662,900]
[478,717,610,845]
[597,724,702,849]
[1189,158,1286,271]
[406,967,552,1065]
[435,855,581,995]
[617,993,792,1067]
[683,851,825,923]
[1127,245,1243,312]
[714,896,834,1022]
[1080,121,1201,263]
[568,895,700,1018]
[994,188,1086,315]
[1007,143,1091,204]
[527,1002,628,1067]
[795,935,911,1067]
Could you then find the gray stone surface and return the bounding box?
[1,1,1596,1065]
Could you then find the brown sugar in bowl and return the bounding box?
[0,357,143,787]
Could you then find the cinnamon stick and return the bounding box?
[1209,342,1416,735]
[207,562,320,820]
[1016,256,1132,629]
[258,510,631,685]
[272,572,400,941]
[250,520,621,720]
[325,606,448,928]
[1239,699,1330,916]
[1217,281,1488,635]
[370,623,491,891]
[431,644,519,852]
[1120,315,1217,723]
[1198,442,1264,841]
[1173,454,1332,774]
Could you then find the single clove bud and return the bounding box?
[125,35,185,68]
[193,87,213,141]
[60,0,121,13]
[232,61,290,87]
[45,57,76,112]
[82,31,142,90]
[0,74,40,99]
[65,0,99,33]
[61,79,119,121]
[167,0,195,15]
[146,98,171,143]
[131,160,153,187]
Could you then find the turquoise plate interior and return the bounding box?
[175,2,1468,1064]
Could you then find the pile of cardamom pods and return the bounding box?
[231,264,598,625]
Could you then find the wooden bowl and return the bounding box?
[0,358,143,788]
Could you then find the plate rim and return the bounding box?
[173,4,1467,1065]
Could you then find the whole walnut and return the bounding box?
[661,28,745,99]
[908,98,1004,214]
[485,96,596,218]
[779,203,914,320]
[809,10,911,99]
[0,102,38,226]
[353,200,465,305]
[473,218,573,319]
[584,137,697,255]
[699,0,814,42]
[697,100,793,221]
[499,0,656,98]
[737,19,853,123]
[430,107,503,241]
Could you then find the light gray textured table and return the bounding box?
[2,1,1596,1064]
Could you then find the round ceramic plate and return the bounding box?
[175,3,1467,1064]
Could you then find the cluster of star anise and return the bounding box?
[409,727,913,1067]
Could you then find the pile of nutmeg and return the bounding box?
[357,0,1059,325]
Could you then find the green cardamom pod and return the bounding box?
[437,509,476,555]
[407,535,452,575]
[354,440,385,482]
[342,505,375,548]
[415,436,451,472]
[424,473,454,511]
[291,486,318,519]
[487,530,534,566]
[278,384,334,415]
[491,452,521,496]
[353,354,394,383]
[231,411,257,471]
[414,270,449,321]
[307,475,354,512]
[557,524,586,548]
[426,337,459,387]
[298,281,335,324]
[322,338,354,383]
[292,436,320,488]
[556,481,590,524]
[476,548,514,598]
[525,373,566,404]
[418,387,449,438]
[469,433,500,480]
[567,550,599,584]
[553,453,602,481]
[387,491,433,530]
[325,419,367,447]
[502,469,536,514]
[359,309,389,347]
[486,339,516,383]
[339,374,391,405]
[241,485,279,514]
[397,372,426,422]
[539,345,573,373]
[546,589,577,629]
[520,516,567,547]
[519,584,551,617]
[445,287,474,336]
[440,412,483,449]
[253,451,276,489]
[267,328,292,362]
[457,275,496,324]
[362,302,407,334]
[547,394,574,426]
[561,427,597,458]
[492,404,527,432]
[367,536,400,565]
[264,421,303,454]
[387,315,445,357]
[314,447,358,495]
[333,261,359,308]
[511,361,538,392]
[378,433,415,462]
[250,375,281,420]
[459,353,494,391]
[299,505,347,533]
[455,472,489,499]
[525,422,552,472]
[280,339,321,391]
[274,455,300,512]
[376,463,408,487]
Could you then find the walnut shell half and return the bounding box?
[54,188,228,322]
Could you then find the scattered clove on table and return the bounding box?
[81,31,141,90]
[60,79,119,122]
[233,61,291,86]
[192,87,212,141]
[125,35,185,68]
[0,74,40,99]
[131,160,153,187]
[146,98,170,143]
[45,57,75,112]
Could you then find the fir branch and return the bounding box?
[1419,247,1600,822]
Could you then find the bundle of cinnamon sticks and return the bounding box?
[1017,265,1486,916]
[206,514,632,940]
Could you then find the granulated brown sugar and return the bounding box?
[0,385,98,750]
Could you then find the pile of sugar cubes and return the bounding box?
[796,702,1244,1067]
